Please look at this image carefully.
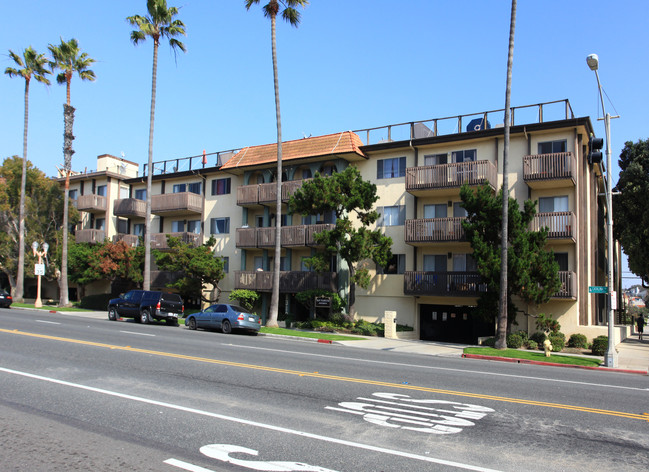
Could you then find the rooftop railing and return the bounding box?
[142,148,240,177]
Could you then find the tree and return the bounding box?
[245,0,309,328]
[0,156,74,295]
[289,166,392,317]
[614,139,649,286]
[154,236,225,304]
[460,184,561,334]
[127,0,186,292]
[229,289,260,312]
[48,37,96,307]
[498,0,517,349]
[4,47,51,301]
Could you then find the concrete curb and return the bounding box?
[462,353,648,375]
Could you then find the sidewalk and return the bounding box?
[21,308,649,374]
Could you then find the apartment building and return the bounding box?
[58,99,620,343]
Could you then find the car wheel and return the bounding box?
[221,319,232,335]
[140,310,151,324]
[187,317,197,330]
[108,308,117,321]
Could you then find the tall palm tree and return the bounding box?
[49,37,96,307]
[496,0,517,349]
[245,0,308,328]
[4,47,51,302]
[127,0,186,291]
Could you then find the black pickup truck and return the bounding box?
[107,290,184,326]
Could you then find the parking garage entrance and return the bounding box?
[419,304,494,344]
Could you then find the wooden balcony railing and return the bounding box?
[306,223,335,246]
[237,184,259,206]
[405,161,497,194]
[112,234,140,246]
[75,229,106,244]
[554,271,576,299]
[235,224,335,248]
[236,227,257,248]
[113,198,146,218]
[404,271,487,297]
[531,212,576,240]
[150,232,201,249]
[234,271,337,292]
[76,194,107,212]
[151,192,202,214]
[238,179,310,206]
[405,217,466,244]
[523,152,576,185]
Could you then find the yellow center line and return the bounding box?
[2,328,647,422]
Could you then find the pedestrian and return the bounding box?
[636,313,645,341]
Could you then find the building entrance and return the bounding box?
[419,304,493,344]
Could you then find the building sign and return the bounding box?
[588,286,608,294]
[315,296,331,308]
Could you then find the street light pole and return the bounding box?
[587,53,618,368]
[32,241,49,308]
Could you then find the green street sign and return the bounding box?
[588,286,608,294]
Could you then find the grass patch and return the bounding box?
[261,327,366,341]
[464,347,602,367]
[12,303,92,312]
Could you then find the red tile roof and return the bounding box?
[221,131,366,170]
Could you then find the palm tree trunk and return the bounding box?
[144,40,159,291]
[60,103,75,307]
[268,13,281,328]
[496,0,517,349]
[15,78,30,302]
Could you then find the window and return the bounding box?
[96,185,107,197]
[316,210,336,225]
[377,157,406,179]
[424,153,448,166]
[210,217,230,234]
[280,256,290,271]
[172,220,185,232]
[187,220,201,234]
[301,168,312,179]
[378,205,405,226]
[453,202,467,217]
[453,253,477,272]
[539,195,569,213]
[424,204,447,219]
[451,149,476,163]
[378,254,405,275]
[554,253,569,271]
[300,257,311,272]
[254,257,264,271]
[69,189,78,200]
[117,218,128,234]
[423,255,446,272]
[173,183,185,193]
[95,218,105,231]
[221,256,229,274]
[211,178,231,195]
[133,223,144,236]
[280,214,289,227]
[538,140,567,154]
[320,164,336,176]
[119,186,129,199]
[135,189,146,200]
[188,182,202,194]
[255,216,264,228]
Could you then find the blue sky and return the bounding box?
[2,0,647,287]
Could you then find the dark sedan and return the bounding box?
[185,304,260,334]
[0,289,13,308]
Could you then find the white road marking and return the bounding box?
[232,344,646,392]
[0,366,502,472]
[35,320,61,325]
[119,330,155,337]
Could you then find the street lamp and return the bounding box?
[586,53,618,368]
[32,241,48,308]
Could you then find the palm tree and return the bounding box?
[127,0,186,291]
[245,0,308,328]
[496,0,517,349]
[5,47,51,302]
[48,37,96,307]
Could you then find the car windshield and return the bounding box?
[231,305,251,314]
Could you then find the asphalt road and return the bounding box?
[1,307,648,472]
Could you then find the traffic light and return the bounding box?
[588,136,603,165]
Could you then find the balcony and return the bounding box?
[234,271,337,292]
[405,217,466,245]
[151,192,202,215]
[405,161,497,197]
[150,232,201,249]
[113,198,146,218]
[235,224,335,249]
[75,229,105,244]
[237,179,308,207]
[531,211,576,241]
[404,271,487,297]
[76,194,107,213]
[553,271,576,299]
[523,152,576,188]
[112,234,140,246]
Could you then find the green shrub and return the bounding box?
[330,312,354,327]
[549,333,565,352]
[482,337,496,347]
[529,331,546,346]
[79,293,115,310]
[535,313,561,334]
[526,340,538,350]
[591,336,608,356]
[229,289,259,312]
[515,330,529,343]
[506,333,523,349]
[351,319,383,336]
[568,333,588,349]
